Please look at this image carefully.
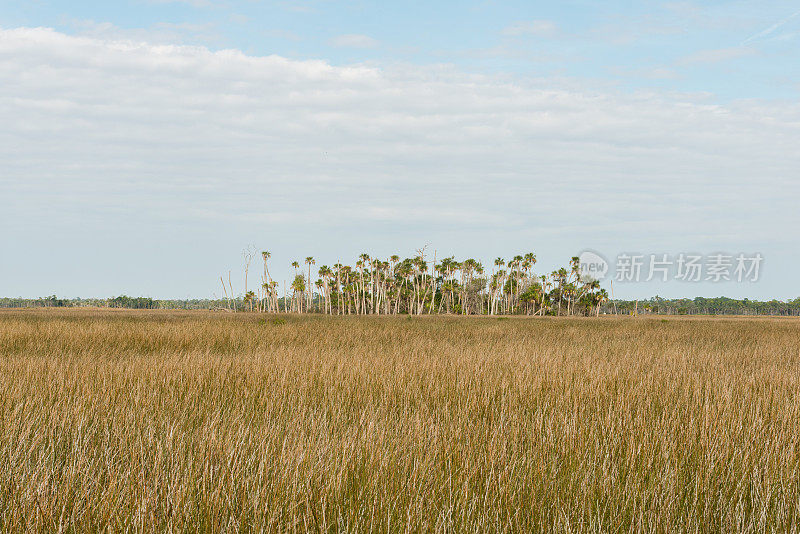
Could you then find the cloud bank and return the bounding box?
[1,27,798,297]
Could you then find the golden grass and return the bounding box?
[0,309,799,532]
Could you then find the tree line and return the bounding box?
[222,250,799,317]
[220,249,607,316]
[613,296,800,316]
[3,250,797,316]
[3,294,799,316]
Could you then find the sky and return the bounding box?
[1,0,799,300]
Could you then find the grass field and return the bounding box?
[0,309,799,532]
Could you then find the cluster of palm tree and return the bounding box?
[224,248,608,316]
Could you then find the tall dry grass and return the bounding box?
[0,309,799,532]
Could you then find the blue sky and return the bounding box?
[6,0,800,98]
[1,1,799,299]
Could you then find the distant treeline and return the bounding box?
[0,296,229,310]
[610,296,800,316]
[2,295,799,316]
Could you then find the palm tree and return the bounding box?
[290,261,300,311]
[261,250,274,312]
[291,274,305,313]
[221,248,609,316]
[270,280,279,312]
[474,261,485,314]
[333,262,343,315]
[554,268,567,315]
[493,258,505,315]
[318,265,333,314]
[244,290,255,312]
[595,288,609,317]
[242,247,254,311]
[315,279,324,312]
[305,257,315,312]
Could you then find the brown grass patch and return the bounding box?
[1,309,799,532]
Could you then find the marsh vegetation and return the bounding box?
[1,310,799,531]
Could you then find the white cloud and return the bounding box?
[67,19,220,45]
[1,27,798,297]
[146,0,214,7]
[501,20,557,37]
[329,33,379,49]
[678,46,755,65]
